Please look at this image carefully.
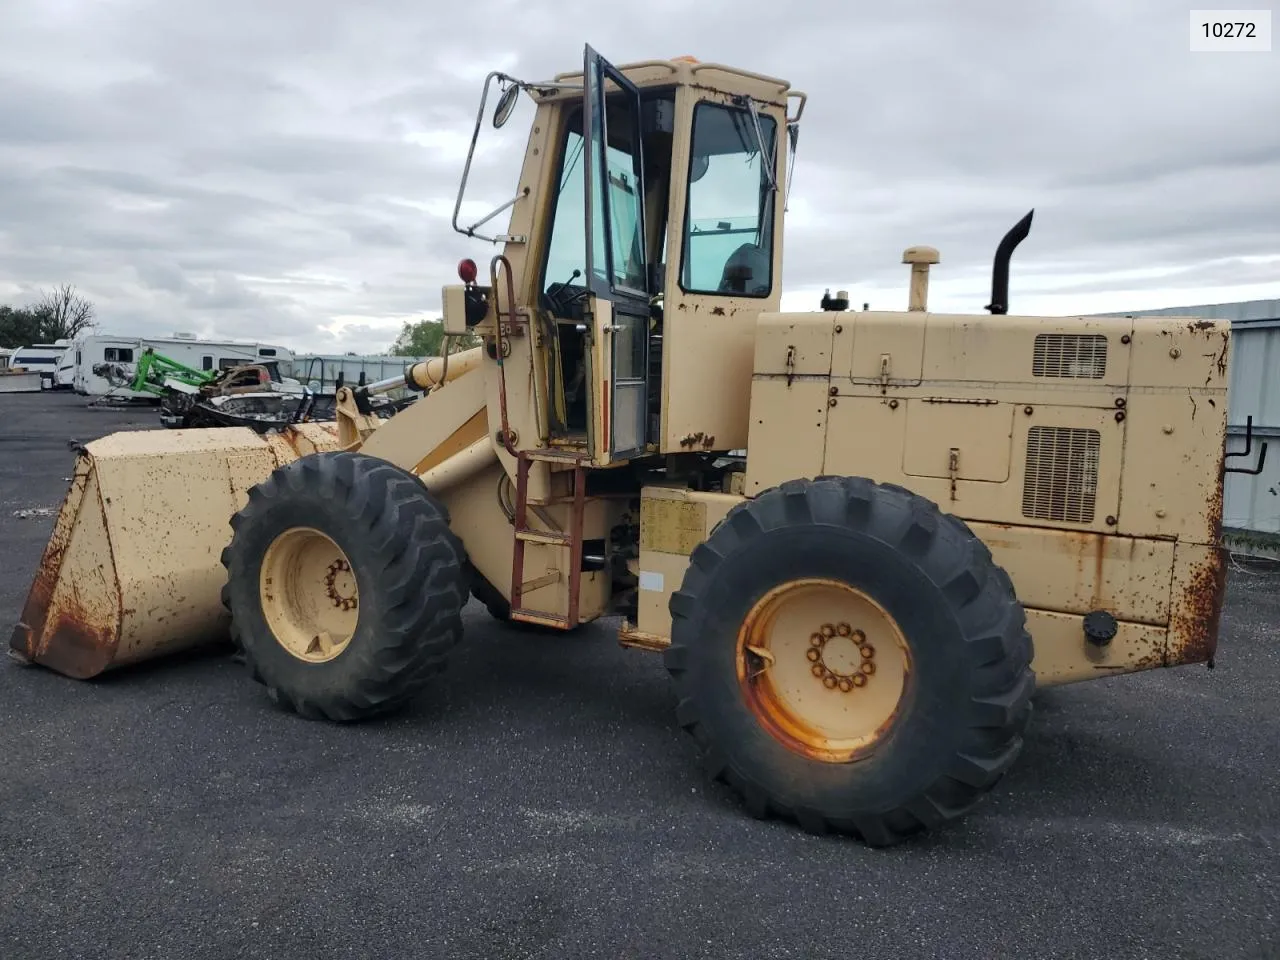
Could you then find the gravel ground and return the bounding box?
[1,391,1277,960]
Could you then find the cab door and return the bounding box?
[582,45,652,462]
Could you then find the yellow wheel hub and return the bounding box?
[259,527,359,663]
[737,578,912,763]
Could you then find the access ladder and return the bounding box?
[508,447,589,629]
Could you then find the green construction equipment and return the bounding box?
[126,348,218,397]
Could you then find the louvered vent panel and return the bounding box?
[1032,334,1108,378]
[1021,426,1101,523]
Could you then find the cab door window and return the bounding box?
[541,103,647,304]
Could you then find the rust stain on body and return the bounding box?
[1092,535,1106,607]
[27,611,116,679]
[1169,549,1227,665]
[1168,444,1228,667]
[10,472,83,663]
[10,461,121,679]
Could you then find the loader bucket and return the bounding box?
[9,423,342,679]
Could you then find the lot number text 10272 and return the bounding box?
[1189,10,1272,51]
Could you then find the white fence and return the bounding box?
[283,354,428,397]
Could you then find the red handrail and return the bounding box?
[488,254,519,457]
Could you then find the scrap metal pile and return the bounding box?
[95,348,415,433]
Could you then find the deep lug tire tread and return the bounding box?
[663,475,1035,846]
[221,451,469,722]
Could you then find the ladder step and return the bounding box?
[522,448,590,463]
[515,529,571,546]
[510,609,573,629]
[509,452,586,630]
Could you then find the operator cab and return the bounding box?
[535,52,785,461]
[449,46,795,462]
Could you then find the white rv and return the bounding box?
[8,342,72,390]
[54,350,78,389]
[73,333,296,400]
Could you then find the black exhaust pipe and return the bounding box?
[985,208,1034,315]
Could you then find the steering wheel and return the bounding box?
[543,281,590,318]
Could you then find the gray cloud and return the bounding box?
[0,0,1277,353]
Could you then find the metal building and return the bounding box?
[1108,299,1279,558]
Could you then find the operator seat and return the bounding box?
[718,242,770,295]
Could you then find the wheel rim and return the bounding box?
[736,578,912,763]
[259,526,359,663]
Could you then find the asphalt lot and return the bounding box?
[1,390,1277,960]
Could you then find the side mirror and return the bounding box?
[492,85,520,129]
[690,154,710,183]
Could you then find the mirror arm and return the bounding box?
[453,72,505,241]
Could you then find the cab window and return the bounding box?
[541,102,647,302]
[680,102,777,297]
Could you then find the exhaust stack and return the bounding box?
[985,209,1034,315]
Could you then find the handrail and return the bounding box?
[489,254,520,457]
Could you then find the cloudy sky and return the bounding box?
[1,0,1277,354]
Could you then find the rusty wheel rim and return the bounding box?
[736,578,912,763]
[259,526,359,663]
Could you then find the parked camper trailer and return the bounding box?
[73,333,295,399]
[54,350,77,390]
[8,342,71,390]
[0,348,45,393]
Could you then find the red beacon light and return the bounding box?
[457,258,478,285]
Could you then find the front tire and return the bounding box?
[222,451,469,722]
[664,476,1034,846]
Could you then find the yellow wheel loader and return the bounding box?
[11,45,1263,846]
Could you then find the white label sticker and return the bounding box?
[638,571,664,592]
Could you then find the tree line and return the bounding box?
[388,318,480,357]
[0,285,97,349]
[3,284,481,359]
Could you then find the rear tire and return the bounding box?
[222,451,469,722]
[664,475,1034,846]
